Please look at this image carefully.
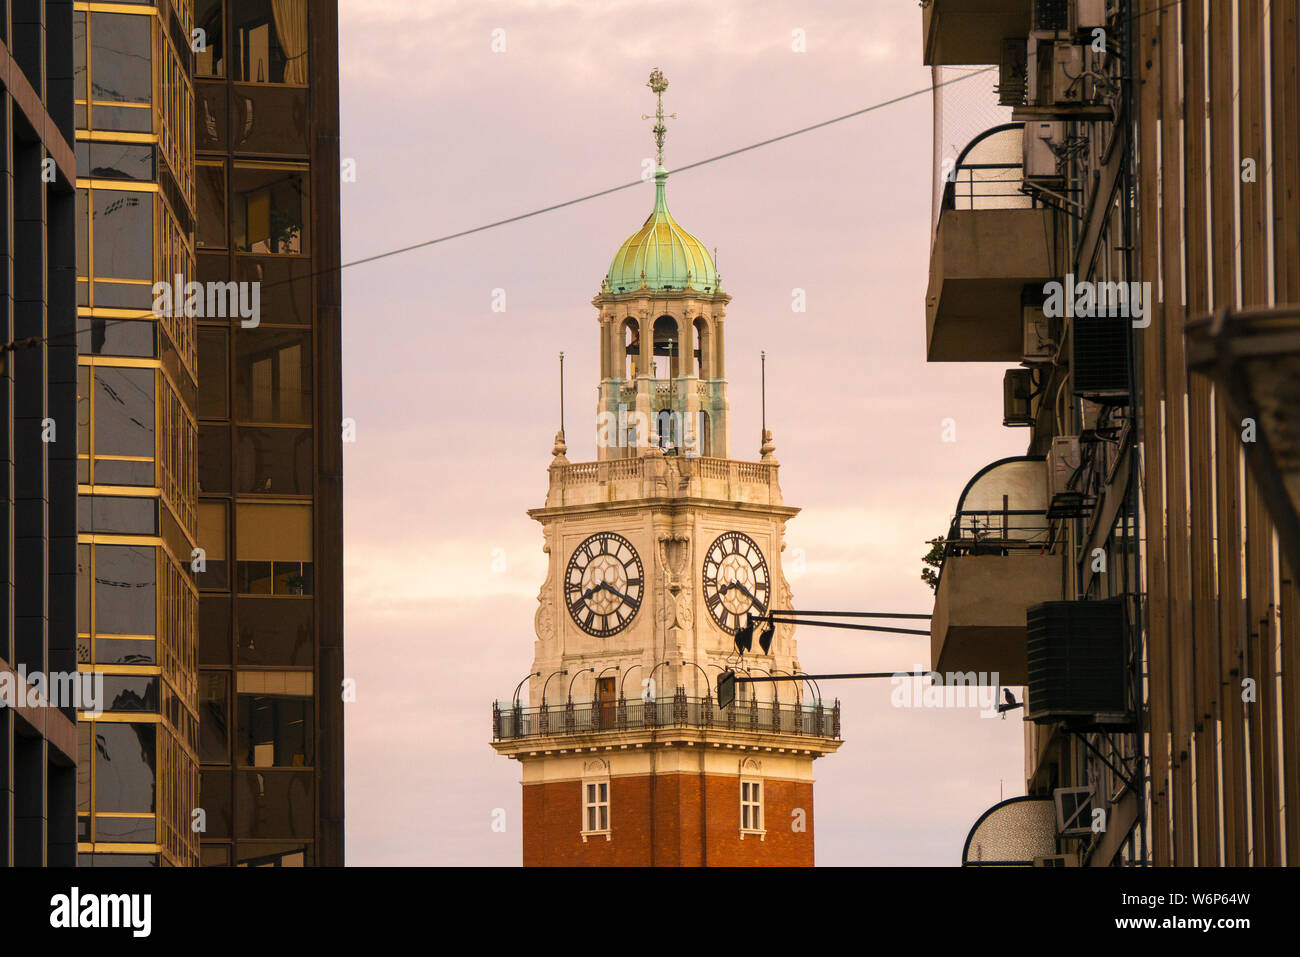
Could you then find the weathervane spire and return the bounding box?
[642,68,675,167]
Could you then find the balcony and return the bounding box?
[491,689,841,743]
[541,455,785,509]
[922,0,1031,67]
[926,124,1055,362]
[930,457,1062,685]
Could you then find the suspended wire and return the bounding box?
[2,67,995,356]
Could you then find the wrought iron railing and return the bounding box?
[491,688,841,742]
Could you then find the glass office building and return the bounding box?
[73,0,200,865]
[190,0,342,867]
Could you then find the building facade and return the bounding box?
[1,0,78,867]
[73,0,199,867]
[190,0,343,867]
[491,73,841,867]
[921,0,1300,865]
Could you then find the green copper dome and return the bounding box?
[604,168,719,294]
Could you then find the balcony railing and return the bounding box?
[935,456,1052,583]
[491,688,841,742]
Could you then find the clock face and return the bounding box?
[702,531,770,635]
[565,532,644,637]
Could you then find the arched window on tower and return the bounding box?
[622,318,640,380]
[693,317,710,378]
[696,410,712,457]
[656,409,679,452]
[652,316,677,379]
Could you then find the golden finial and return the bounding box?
[642,68,675,167]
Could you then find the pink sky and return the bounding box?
[337,0,1029,865]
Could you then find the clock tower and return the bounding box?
[490,71,842,866]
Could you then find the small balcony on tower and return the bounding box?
[928,456,1062,685]
[490,686,842,759]
[926,123,1055,362]
[921,0,1031,67]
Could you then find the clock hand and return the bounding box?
[595,581,632,604]
[721,581,760,606]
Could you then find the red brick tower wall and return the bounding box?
[522,774,815,866]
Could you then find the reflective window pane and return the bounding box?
[235,427,312,494]
[231,85,309,154]
[195,0,225,77]
[78,318,156,358]
[200,673,231,764]
[102,676,159,713]
[197,164,227,249]
[231,167,308,254]
[94,545,156,636]
[235,328,311,424]
[200,597,232,665]
[92,190,153,279]
[236,597,312,665]
[94,367,154,458]
[236,771,313,838]
[238,693,312,767]
[199,425,231,493]
[231,0,309,83]
[90,13,152,104]
[93,722,157,813]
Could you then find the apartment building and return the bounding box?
[1,0,78,867]
[921,0,1300,865]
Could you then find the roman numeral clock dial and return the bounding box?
[702,531,770,635]
[565,532,644,637]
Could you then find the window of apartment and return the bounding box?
[198,327,230,419]
[231,0,308,84]
[235,503,312,595]
[197,161,228,249]
[197,501,229,590]
[200,672,231,764]
[85,11,153,132]
[92,721,158,813]
[234,426,313,494]
[236,671,312,768]
[231,164,309,254]
[235,328,312,424]
[583,780,610,840]
[195,0,225,77]
[740,779,764,837]
[94,544,157,637]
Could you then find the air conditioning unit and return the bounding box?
[1023,121,1064,182]
[1003,369,1035,427]
[1026,598,1131,727]
[1053,786,1096,837]
[1028,35,1101,109]
[998,38,1028,107]
[1075,0,1108,30]
[1047,435,1080,499]
[1032,0,1071,32]
[1072,317,1130,402]
[1034,852,1080,866]
[1051,43,1087,104]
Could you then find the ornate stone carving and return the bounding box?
[535,528,555,641]
[656,533,692,631]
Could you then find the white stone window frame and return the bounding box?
[740,773,766,841]
[581,761,612,842]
